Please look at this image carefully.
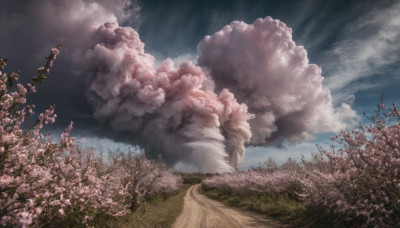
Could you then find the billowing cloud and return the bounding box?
[0,1,357,172]
[0,0,133,58]
[0,0,137,126]
[197,17,356,145]
[83,22,253,172]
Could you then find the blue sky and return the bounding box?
[1,0,400,171]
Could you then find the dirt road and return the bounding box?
[172,184,288,228]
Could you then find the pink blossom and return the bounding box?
[203,101,400,227]
[0,45,183,227]
[58,208,64,215]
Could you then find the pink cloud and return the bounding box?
[84,22,253,172]
[198,16,356,145]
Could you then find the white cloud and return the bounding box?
[323,1,400,103]
[78,135,133,152]
[170,53,198,65]
[239,141,322,171]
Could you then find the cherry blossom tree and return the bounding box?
[300,100,400,227]
[107,149,182,211]
[1,46,183,227]
[203,100,400,227]
[0,48,130,227]
[0,47,184,227]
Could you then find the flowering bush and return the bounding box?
[0,47,130,227]
[203,101,400,227]
[202,157,303,198]
[107,150,182,211]
[0,48,182,227]
[300,101,400,227]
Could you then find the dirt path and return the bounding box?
[172,184,288,228]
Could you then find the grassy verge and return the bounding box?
[200,186,306,227]
[45,184,190,228]
[106,184,191,228]
[200,186,361,228]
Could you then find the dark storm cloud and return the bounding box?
[0,0,137,130]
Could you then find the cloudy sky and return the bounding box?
[1,0,399,172]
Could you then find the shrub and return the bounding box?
[203,100,400,227]
[0,47,182,227]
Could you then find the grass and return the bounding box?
[199,186,366,228]
[104,184,191,228]
[44,184,191,228]
[180,173,214,185]
[200,186,307,227]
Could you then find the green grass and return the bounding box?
[200,187,306,226]
[105,184,191,228]
[200,186,368,228]
[44,184,191,228]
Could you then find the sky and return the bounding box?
[1,0,400,172]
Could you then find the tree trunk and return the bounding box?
[130,194,139,211]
